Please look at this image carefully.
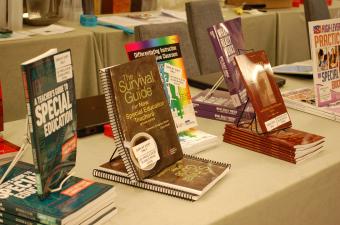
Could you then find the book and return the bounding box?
[93,154,231,201]
[0,161,116,225]
[224,124,324,164]
[207,17,248,107]
[235,50,292,133]
[125,35,198,133]
[194,109,239,123]
[192,89,254,120]
[0,205,117,225]
[125,35,218,154]
[0,204,117,225]
[308,18,340,107]
[178,129,220,155]
[100,55,183,181]
[21,49,77,199]
[282,87,340,122]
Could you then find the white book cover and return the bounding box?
[308,18,340,107]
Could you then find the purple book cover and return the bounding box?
[192,89,254,118]
[208,17,248,107]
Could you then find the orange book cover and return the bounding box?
[113,0,131,13]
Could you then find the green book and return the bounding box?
[0,161,116,225]
[21,49,77,199]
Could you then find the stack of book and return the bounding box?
[221,50,326,164]
[193,17,250,123]
[192,89,253,123]
[0,161,117,225]
[223,124,325,164]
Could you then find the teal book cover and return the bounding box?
[21,49,77,199]
[0,161,114,225]
[125,35,198,133]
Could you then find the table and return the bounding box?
[0,27,101,122]
[4,75,340,225]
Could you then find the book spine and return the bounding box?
[192,101,239,116]
[20,66,44,196]
[93,169,196,201]
[0,211,44,225]
[99,69,139,182]
[194,109,237,123]
[0,202,58,225]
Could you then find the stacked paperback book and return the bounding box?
[193,89,253,123]
[0,161,117,225]
[221,49,326,163]
[224,124,324,164]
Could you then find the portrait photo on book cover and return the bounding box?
[328,46,338,70]
[317,47,329,72]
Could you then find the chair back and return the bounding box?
[185,0,224,75]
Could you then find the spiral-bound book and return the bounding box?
[99,55,183,182]
[93,154,231,201]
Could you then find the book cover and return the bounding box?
[308,18,340,107]
[207,17,248,107]
[93,154,230,201]
[100,55,183,181]
[125,35,198,133]
[0,161,115,225]
[235,50,292,133]
[21,49,77,199]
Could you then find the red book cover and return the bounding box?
[235,50,292,132]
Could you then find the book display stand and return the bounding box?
[222,50,325,164]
